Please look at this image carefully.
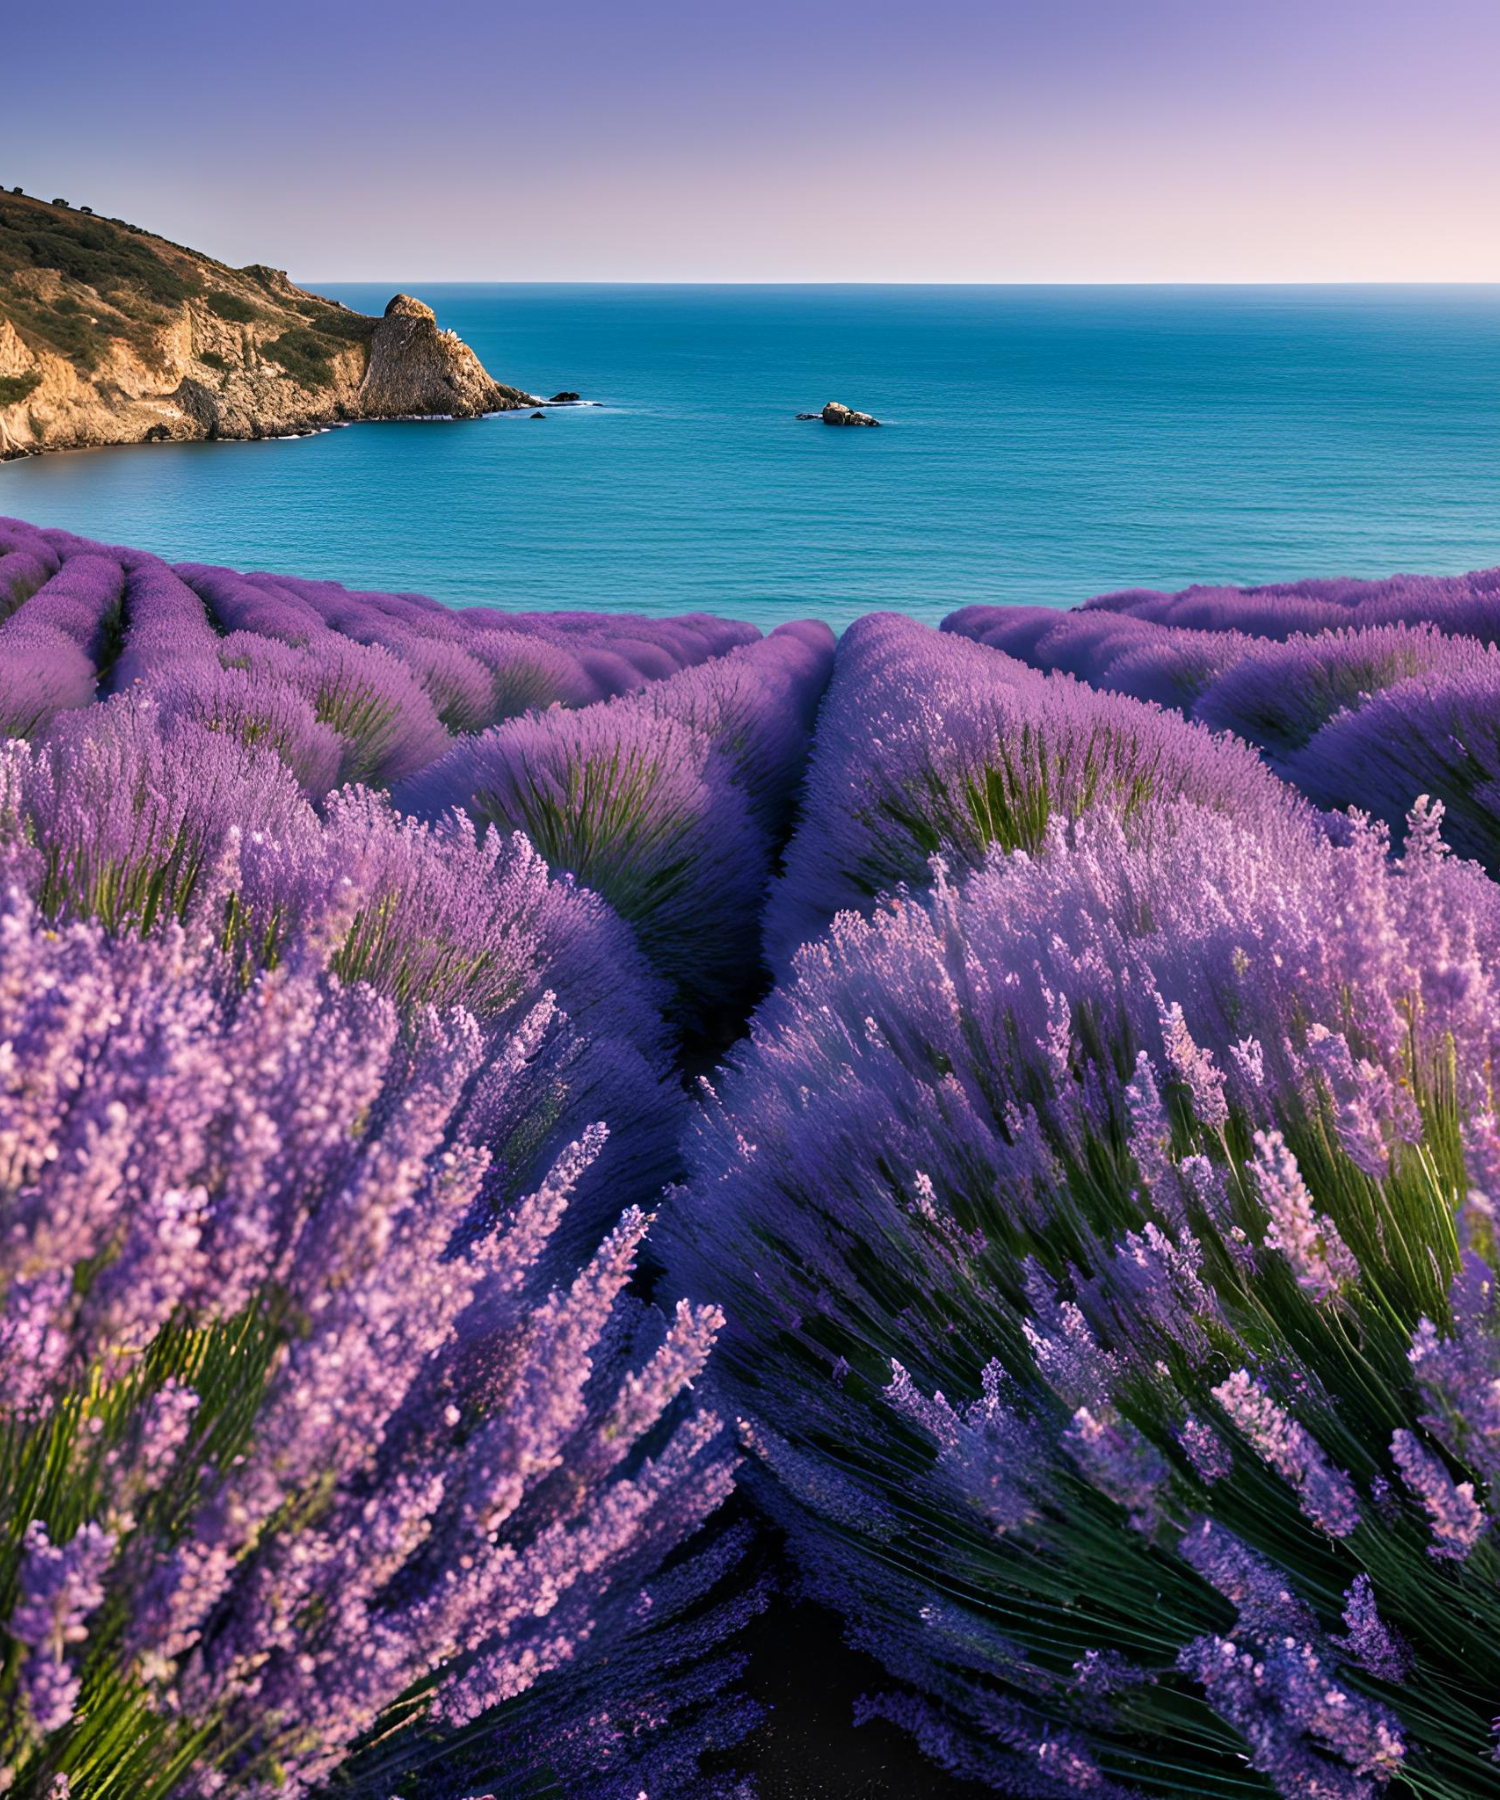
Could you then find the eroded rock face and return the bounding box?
[357,294,536,420]
[821,401,882,427]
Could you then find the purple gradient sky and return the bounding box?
[8,0,1500,282]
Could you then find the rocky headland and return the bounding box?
[0,191,543,458]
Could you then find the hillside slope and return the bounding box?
[0,191,538,456]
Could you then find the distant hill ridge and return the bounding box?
[0,190,538,457]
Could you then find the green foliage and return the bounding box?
[0,1309,283,1799]
[37,815,210,937]
[196,350,228,372]
[475,745,697,931]
[204,290,260,324]
[0,371,40,407]
[864,717,1165,897]
[307,307,375,344]
[266,327,335,386]
[329,893,518,1017]
[0,199,198,307]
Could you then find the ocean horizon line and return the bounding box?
[306,277,1500,292]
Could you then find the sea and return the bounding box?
[5,284,1500,631]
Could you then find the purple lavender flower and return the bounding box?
[1176,1522,1406,1795]
[1195,621,1475,756]
[109,558,225,691]
[1177,1415,1232,1485]
[763,611,1306,969]
[1338,1575,1413,1682]
[8,1522,115,1734]
[7,691,317,931]
[1390,1429,1486,1559]
[1251,1129,1361,1303]
[396,627,830,1019]
[0,552,128,737]
[1061,1406,1169,1533]
[4,552,125,659]
[947,576,1500,870]
[661,750,1500,1792]
[0,515,61,617]
[1211,1370,1360,1537]
[1406,1253,1500,1493]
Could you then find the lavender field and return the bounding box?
[6,511,1500,1800]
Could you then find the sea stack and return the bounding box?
[819,401,882,426]
[358,294,534,420]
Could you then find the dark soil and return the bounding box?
[734,1591,992,1798]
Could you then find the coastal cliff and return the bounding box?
[0,192,537,458]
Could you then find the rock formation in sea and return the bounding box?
[356,294,531,420]
[0,193,541,457]
[819,400,881,426]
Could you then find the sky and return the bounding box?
[6,0,1500,283]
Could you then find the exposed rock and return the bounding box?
[795,412,820,421]
[357,294,535,420]
[530,410,546,419]
[820,401,882,427]
[0,193,544,458]
[548,390,581,403]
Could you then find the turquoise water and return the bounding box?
[5,285,1500,629]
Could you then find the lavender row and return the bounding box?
[185,555,759,728]
[0,522,815,1795]
[399,620,836,1024]
[663,786,1500,1798]
[764,612,1307,970]
[4,691,684,1253]
[0,531,128,739]
[1077,562,1500,640]
[0,517,60,621]
[0,520,765,788]
[19,511,1500,1799]
[947,598,1500,868]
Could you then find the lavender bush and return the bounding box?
[179,567,453,786]
[240,573,500,732]
[0,874,750,1799]
[0,697,681,1254]
[766,613,1304,969]
[1192,623,1479,756]
[1287,657,1500,866]
[665,793,1500,1797]
[0,519,800,1799]
[1076,565,1500,641]
[108,559,223,690]
[0,518,58,619]
[243,566,759,721]
[945,605,1253,711]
